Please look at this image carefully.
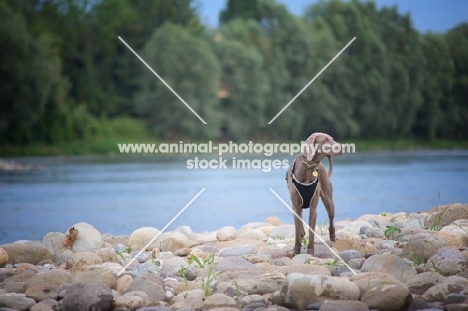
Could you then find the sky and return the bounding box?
[198,0,468,33]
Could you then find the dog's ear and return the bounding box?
[303,132,338,160]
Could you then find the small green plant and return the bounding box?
[317,219,329,235]
[232,281,242,309]
[188,253,216,268]
[178,266,190,295]
[271,235,285,240]
[200,259,223,297]
[301,237,307,247]
[409,251,425,266]
[115,250,126,261]
[428,259,443,274]
[427,188,447,231]
[380,212,387,217]
[384,225,401,239]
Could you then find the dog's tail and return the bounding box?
[327,156,333,178]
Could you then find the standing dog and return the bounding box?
[286,132,343,255]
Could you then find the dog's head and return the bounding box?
[301,132,343,162]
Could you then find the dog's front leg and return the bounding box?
[293,206,304,255]
[307,193,320,255]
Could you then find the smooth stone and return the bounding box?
[360,254,417,282]
[24,285,59,301]
[42,232,66,256]
[61,282,113,311]
[24,269,74,290]
[218,245,257,257]
[68,222,104,253]
[427,247,468,276]
[0,248,9,267]
[0,243,52,265]
[237,230,269,241]
[280,273,360,310]
[161,257,188,277]
[73,268,117,289]
[277,264,331,276]
[422,276,468,302]
[215,256,262,272]
[65,251,102,268]
[269,225,296,239]
[405,272,446,295]
[401,232,447,262]
[154,232,191,253]
[0,281,26,293]
[266,216,282,226]
[123,277,166,302]
[128,227,161,251]
[318,300,369,311]
[338,249,363,262]
[334,238,379,255]
[171,289,204,310]
[30,298,59,311]
[117,274,133,294]
[202,293,237,309]
[349,272,408,297]
[361,284,412,311]
[97,248,121,264]
[425,203,468,227]
[0,294,36,311]
[364,227,385,239]
[216,227,237,242]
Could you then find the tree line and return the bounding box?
[1,0,467,145]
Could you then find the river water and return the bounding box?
[1,150,467,244]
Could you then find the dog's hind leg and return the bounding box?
[319,169,336,242]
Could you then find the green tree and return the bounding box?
[445,23,468,139]
[134,22,220,140]
[0,2,56,143]
[214,36,265,140]
[414,33,454,140]
[220,0,263,25]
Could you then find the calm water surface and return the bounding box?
[1,150,467,244]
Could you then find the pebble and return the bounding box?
[0,206,466,311]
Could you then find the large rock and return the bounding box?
[24,269,74,290]
[114,291,155,310]
[277,264,331,276]
[24,285,59,302]
[65,251,102,269]
[318,300,369,311]
[237,230,268,241]
[423,276,468,303]
[401,232,447,262]
[215,256,262,272]
[128,227,161,251]
[218,245,257,257]
[405,272,446,295]
[202,293,237,309]
[333,238,378,255]
[61,282,113,311]
[67,223,104,252]
[0,242,52,265]
[361,254,417,282]
[349,272,408,298]
[269,225,296,239]
[425,203,468,228]
[161,257,189,277]
[361,284,412,311]
[216,227,237,241]
[30,299,59,311]
[123,277,166,302]
[280,273,360,310]
[42,232,66,255]
[73,268,117,289]
[171,289,204,310]
[154,232,190,253]
[0,293,36,311]
[216,271,284,295]
[427,247,468,276]
[0,248,9,267]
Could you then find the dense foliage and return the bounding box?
[1,0,467,145]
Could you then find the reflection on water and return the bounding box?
[0,150,467,243]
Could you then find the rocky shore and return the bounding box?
[1,203,468,311]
